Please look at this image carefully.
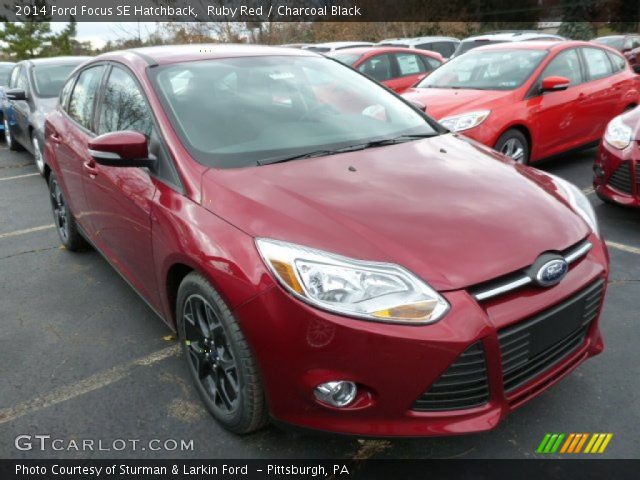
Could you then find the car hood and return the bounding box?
[201,134,589,291]
[401,87,515,120]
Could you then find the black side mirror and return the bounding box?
[6,88,27,101]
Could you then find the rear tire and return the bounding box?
[177,272,268,434]
[495,129,529,165]
[48,172,88,251]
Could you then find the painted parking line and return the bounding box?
[582,187,595,195]
[606,241,640,256]
[0,172,39,181]
[0,224,55,239]
[0,344,180,425]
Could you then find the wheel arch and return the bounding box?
[496,123,533,159]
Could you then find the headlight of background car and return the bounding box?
[256,238,449,324]
[439,110,491,132]
[604,116,633,150]
[550,175,600,237]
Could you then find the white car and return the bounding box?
[452,31,565,58]
[303,41,374,53]
[377,36,460,59]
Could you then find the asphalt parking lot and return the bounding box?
[0,141,638,460]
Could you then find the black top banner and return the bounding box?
[1,0,639,22]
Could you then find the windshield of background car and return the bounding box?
[32,63,82,98]
[417,48,547,90]
[331,53,363,66]
[0,65,13,86]
[150,55,438,168]
[594,37,625,50]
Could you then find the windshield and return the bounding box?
[305,46,331,53]
[417,48,547,90]
[0,65,13,86]
[32,63,81,98]
[330,53,363,66]
[594,36,624,50]
[150,56,438,169]
[454,40,507,57]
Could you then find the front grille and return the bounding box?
[412,342,489,411]
[498,279,605,393]
[608,162,633,195]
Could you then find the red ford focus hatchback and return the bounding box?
[44,45,608,437]
[593,107,640,207]
[328,46,443,93]
[402,41,639,164]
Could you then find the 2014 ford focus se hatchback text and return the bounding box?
[43,45,608,436]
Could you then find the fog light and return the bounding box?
[593,165,605,178]
[314,381,357,407]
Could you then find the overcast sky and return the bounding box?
[51,22,158,48]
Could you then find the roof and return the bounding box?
[22,56,91,66]
[461,32,564,42]
[470,40,589,52]
[308,41,374,48]
[377,36,459,45]
[124,44,317,65]
[328,46,443,59]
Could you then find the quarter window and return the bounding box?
[358,55,393,82]
[58,77,75,110]
[542,49,582,85]
[608,52,627,72]
[582,48,613,80]
[68,66,106,130]
[97,67,153,137]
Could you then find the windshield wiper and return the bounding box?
[257,134,437,166]
[339,133,438,152]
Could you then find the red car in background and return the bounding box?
[594,107,640,207]
[329,46,443,93]
[593,34,640,73]
[402,41,639,164]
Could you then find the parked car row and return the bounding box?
[0,40,636,438]
[1,56,89,174]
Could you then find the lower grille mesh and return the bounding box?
[498,279,605,393]
[412,342,489,411]
[608,162,633,195]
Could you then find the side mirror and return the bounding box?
[6,88,27,101]
[88,131,155,168]
[540,76,571,93]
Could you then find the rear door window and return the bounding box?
[67,65,106,130]
[582,47,613,80]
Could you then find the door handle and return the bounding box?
[49,132,61,144]
[83,161,98,177]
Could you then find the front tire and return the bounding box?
[177,273,268,434]
[4,119,23,151]
[495,129,529,165]
[32,132,45,176]
[48,172,87,251]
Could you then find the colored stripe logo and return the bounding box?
[537,433,613,454]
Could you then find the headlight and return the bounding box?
[439,110,491,132]
[550,175,599,237]
[256,238,449,324]
[604,115,632,150]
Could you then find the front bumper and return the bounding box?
[234,234,607,437]
[594,140,640,208]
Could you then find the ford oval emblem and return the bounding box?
[536,259,569,287]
